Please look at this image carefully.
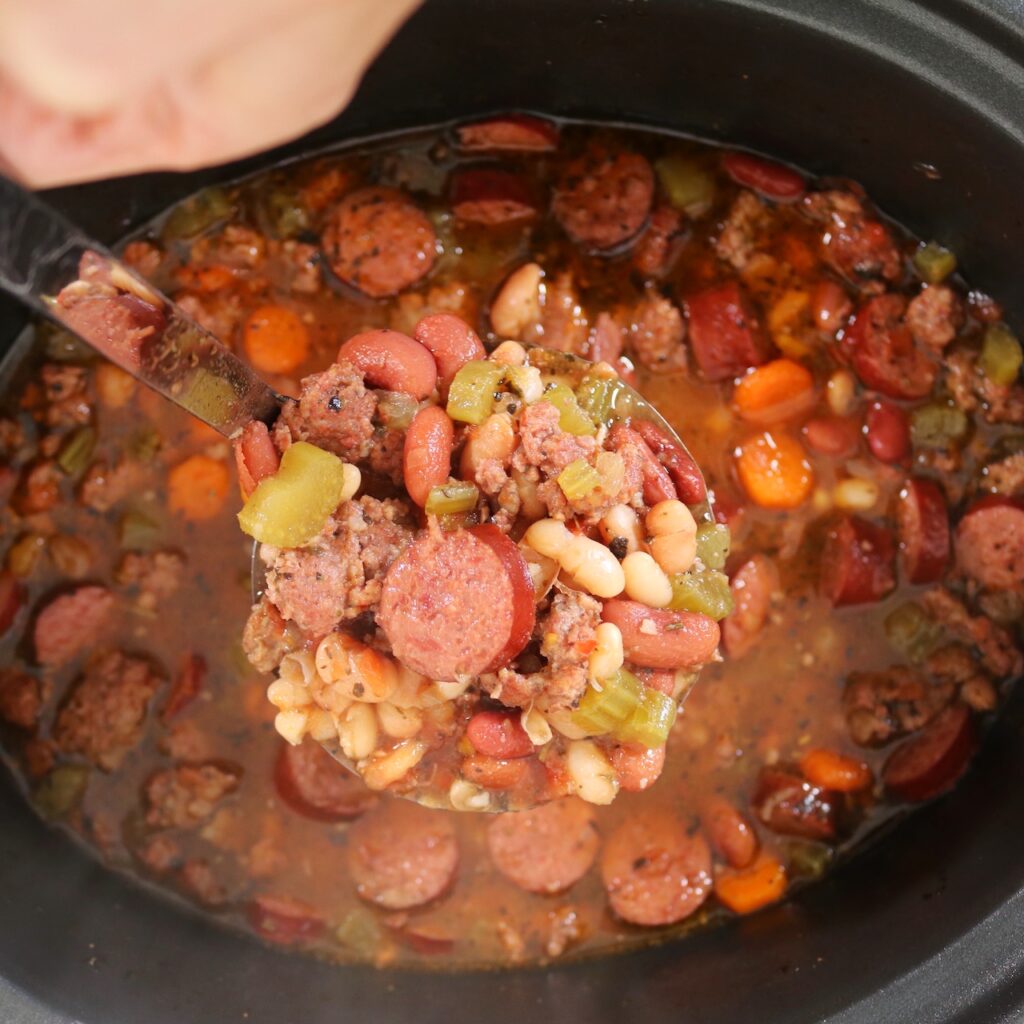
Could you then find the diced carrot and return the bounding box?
[800,747,873,792]
[174,264,236,293]
[243,304,310,375]
[732,358,815,425]
[168,454,231,520]
[714,855,788,915]
[736,430,814,509]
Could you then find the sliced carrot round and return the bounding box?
[714,855,788,915]
[735,430,814,509]
[243,304,310,375]
[733,358,815,425]
[168,454,231,520]
[800,747,873,792]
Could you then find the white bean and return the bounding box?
[546,708,592,740]
[461,412,515,479]
[520,706,552,746]
[314,633,397,705]
[566,739,619,805]
[361,740,427,790]
[827,368,857,416]
[339,463,362,503]
[588,622,624,682]
[512,468,546,521]
[490,340,528,366]
[376,701,424,739]
[524,518,625,598]
[834,477,880,512]
[646,500,696,539]
[491,262,542,338]
[337,702,378,761]
[649,531,697,575]
[274,709,308,746]
[449,778,493,811]
[599,504,644,554]
[307,708,337,743]
[621,550,673,608]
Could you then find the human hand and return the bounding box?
[0,0,421,188]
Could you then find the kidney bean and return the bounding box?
[602,598,721,670]
[722,151,806,202]
[467,710,534,759]
[607,423,677,505]
[803,415,861,457]
[722,554,779,659]
[701,795,759,868]
[161,653,206,722]
[413,313,486,391]
[337,329,438,399]
[810,279,852,334]
[455,114,559,152]
[462,753,530,790]
[632,419,708,503]
[450,168,537,225]
[402,406,455,507]
[752,766,838,841]
[865,400,910,463]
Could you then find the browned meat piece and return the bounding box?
[54,650,161,770]
[513,401,597,478]
[0,669,49,730]
[174,291,245,341]
[802,189,901,282]
[178,859,227,906]
[138,834,182,874]
[751,766,838,841]
[0,417,27,457]
[715,190,772,270]
[78,458,146,512]
[623,293,687,371]
[265,496,413,637]
[144,761,241,829]
[41,364,92,428]
[926,643,999,712]
[905,285,963,350]
[17,460,61,515]
[115,550,185,610]
[34,585,115,668]
[243,596,296,673]
[271,240,322,294]
[190,224,266,270]
[921,587,1023,679]
[366,428,405,485]
[273,362,377,462]
[632,204,684,277]
[946,349,1024,425]
[843,665,954,747]
[984,452,1024,496]
[121,240,163,278]
[22,737,56,778]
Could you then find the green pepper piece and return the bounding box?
[377,392,419,431]
[542,382,597,436]
[979,324,1023,387]
[668,568,734,620]
[695,522,731,570]
[34,764,90,820]
[912,242,957,284]
[264,189,310,239]
[575,374,633,426]
[616,689,678,747]
[118,509,161,549]
[57,426,96,476]
[161,187,234,241]
[910,403,968,449]
[654,155,716,214]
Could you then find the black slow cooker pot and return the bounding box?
[2,1,1023,1021]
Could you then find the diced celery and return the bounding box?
[446,360,504,425]
[237,441,347,547]
[575,374,633,426]
[784,840,833,880]
[980,324,1023,387]
[505,365,544,404]
[542,382,597,436]
[655,155,716,214]
[34,764,90,820]
[884,603,942,663]
[161,187,233,241]
[377,391,419,431]
[56,427,96,476]
[616,689,677,747]
[264,188,310,239]
[910,403,968,448]
[668,569,734,620]
[912,242,957,284]
[425,481,479,517]
[695,522,730,570]
[557,459,601,501]
[119,509,161,549]
[571,669,644,735]
[335,908,382,954]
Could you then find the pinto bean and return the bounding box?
[337,329,438,399]
[722,152,805,202]
[402,406,454,507]
[609,742,666,792]
[606,422,676,505]
[803,416,860,457]
[413,313,486,391]
[466,710,534,759]
[602,597,720,670]
[865,400,910,463]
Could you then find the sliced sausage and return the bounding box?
[820,515,896,607]
[347,800,458,910]
[803,415,860,457]
[34,585,114,668]
[233,420,280,499]
[722,554,779,658]
[57,294,165,367]
[487,797,599,894]
[337,329,438,399]
[247,894,325,945]
[607,422,676,505]
[700,795,759,869]
[600,810,713,926]
[455,114,559,152]
[722,152,805,202]
[883,703,975,802]
[322,186,437,298]
[450,168,537,225]
[631,419,708,503]
[685,281,770,382]
[275,739,376,821]
[403,406,454,507]
[466,710,534,759]
[846,294,937,400]
[413,313,486,392]
[552,146,654,251]
[954,496,1024,591]
[632,204,684,277]
[751,766,838,841]
[897,477,950,584]
[865,400,910,463]
[601,598,720,670]
[379,523,535,680]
